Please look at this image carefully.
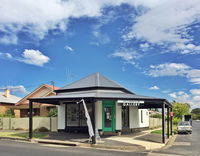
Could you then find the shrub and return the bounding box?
[150,113,162,118]
[2,109,15,117]
[48,108,57,117]
[34,127,49,132]
[173,117,181,125]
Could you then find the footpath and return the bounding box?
[0,129,176,152]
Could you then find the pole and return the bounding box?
[167,106,170,138]
[92,99,96,144]
[29,100,33,139]
[170,107,173,135]
[162,102,165,143]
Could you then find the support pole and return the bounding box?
[92,99,96,144]
[162,102,165,143]
[170,107,173,135]
[167,106,170,138]
[29,100,33,139]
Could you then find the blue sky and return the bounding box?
[0,0,200,108]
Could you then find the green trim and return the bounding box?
[102,101,116,132]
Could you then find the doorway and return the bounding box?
[102,101,116,132]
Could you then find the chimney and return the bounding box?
[4,89,10,98]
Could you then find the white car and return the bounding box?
[177,121,192,134]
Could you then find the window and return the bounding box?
[122,106,129,128]
[141,110,143,123]
[66,103,92,127]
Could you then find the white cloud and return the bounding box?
[111,48,141,65]
[0,0,163,45]
[18,49,50,66]
[91,31,111,45]
[148,63,190,77]
[186,69,200,84]
[148,63,200,85]
[123,0,200,54]
[149,85,160,90]
[140,43,150,48]
[0,52,13,59]
[64,45,74,52]
[0,85,29,94]
[169,89,200,108]
[0,49,50,66]
[190,89,200,95]
[0,34,18,45]
[162,89,171,94]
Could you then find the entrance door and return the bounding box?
[102,101,116,132]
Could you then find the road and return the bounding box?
[0,121,200,156]
[149,120,200,156]
[0,139,148,156]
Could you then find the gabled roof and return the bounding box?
[45,84,60,90]
[0,92,21,104]
[57,73,133,94]
[16,84,59,106]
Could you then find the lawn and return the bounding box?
[151,125,177,135]
[0,132,47,139]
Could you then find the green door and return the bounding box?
[102,101,116,132]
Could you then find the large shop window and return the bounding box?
[66,103,92,127]
[122,106,129,129]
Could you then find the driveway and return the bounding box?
[148,120,200,156]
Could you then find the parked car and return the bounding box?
[177,121,192,134]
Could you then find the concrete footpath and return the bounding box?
[0,129,176,151]
[32,129,176,151]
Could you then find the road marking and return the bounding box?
[40,144,69,148]
[173,142,191,146]
[148,153,182,156]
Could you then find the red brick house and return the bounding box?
[14,84,59,117]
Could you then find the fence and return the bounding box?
[0,117,161,131]
[0,117,57,132]
[149,117,162,129]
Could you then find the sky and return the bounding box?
[0,0,200,108]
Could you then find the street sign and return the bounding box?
[170,112,174,117]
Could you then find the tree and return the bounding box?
[48,108,57,117]
[191,108,200,120]
[172,101,190,119]
[191,108,200,114]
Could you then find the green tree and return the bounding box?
[48,108,57,117]
[172,101,190,119]
[191,108,200,114]
[191,108,200,120]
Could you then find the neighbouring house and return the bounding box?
[14,84,59,118]
[0,89,21,115]
[29,73,172,144]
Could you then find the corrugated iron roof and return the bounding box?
[59,73,129,91]
[30,89,163,101]
[0,92,21,104]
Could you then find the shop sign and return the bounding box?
[118,100,144,107]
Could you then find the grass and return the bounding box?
[151,125,178,135]
[151,129,162,134]
[0,132,47,139]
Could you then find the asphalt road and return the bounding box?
[0,139,148,156]
[1,121,200,156]
[149,120,200,156]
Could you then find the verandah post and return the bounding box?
[91,99,96,144]
[162,102,165,143]
[29,100,33,139]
